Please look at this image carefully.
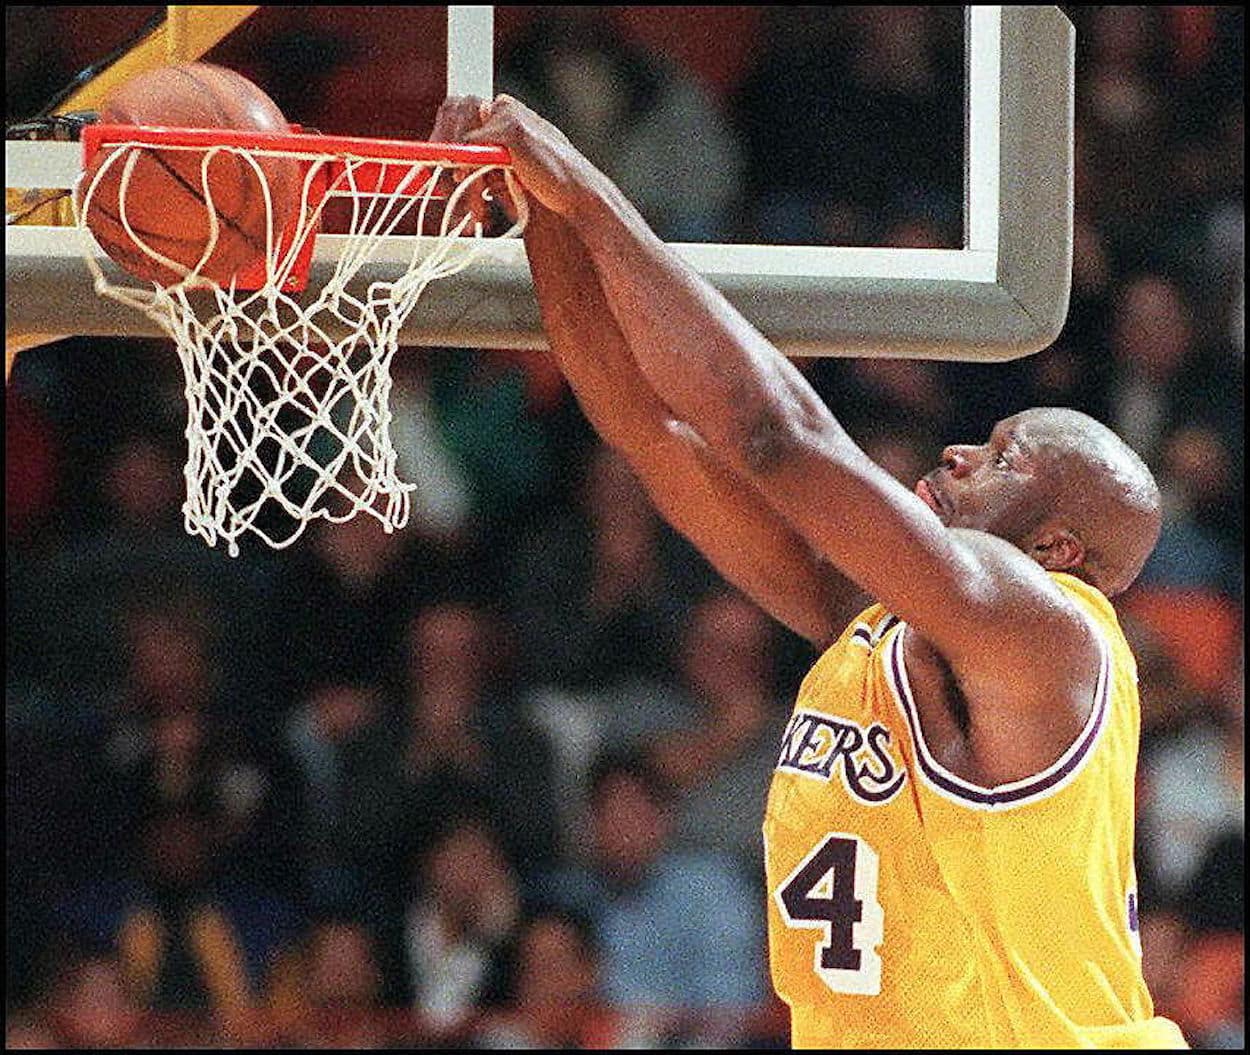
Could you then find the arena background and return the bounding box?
[5,6,1243,1048]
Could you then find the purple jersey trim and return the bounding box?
[885,620,1111,809]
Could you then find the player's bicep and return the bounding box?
[739,432,1086,666]
[736,431,999,651]
[628,420,858,646]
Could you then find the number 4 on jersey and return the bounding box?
[775,833,884,996]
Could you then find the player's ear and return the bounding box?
[1028,527,1084,575]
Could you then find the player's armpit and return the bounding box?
[624,418,863,647]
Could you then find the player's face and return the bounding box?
[915,415,1049,542]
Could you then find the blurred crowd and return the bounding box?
[5,6,1243,1049]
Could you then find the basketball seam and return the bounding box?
[87,143,268,256]
[173,65,264,239]
[172,65,234,128]
[147,152,267,254]
[91,200,234,251]
[89,63,298,278]
[103,66,275,256]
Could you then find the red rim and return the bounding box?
[81,124,512,167]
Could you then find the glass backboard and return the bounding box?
[5,5,1074,360]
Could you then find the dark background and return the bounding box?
[6,6,1244,1049]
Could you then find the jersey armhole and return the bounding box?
[882,616,1111,811]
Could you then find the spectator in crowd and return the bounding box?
[120,601,218,717]
[395,601,560,876]
[402,816,521,1031]
[387,353,478,545]
[111,696,295,895]
[537,751,766,1041]
[265,918,389,1049]
[5,355,269,710]
[69,599,228,875]
[1077,8,1242,284]
[1075,6,1171,230]
[472,909,621,1049]
[17,945,143,1049]
[646,591,791,872]
[267,510,425,711]
[508,443,705,690]
[1130,625,1242,1051]
[1107,275,1203,462]
[120,808,236,1011]
[1137,685,1243,910]
[284,681,405,915]
[1025,211,1117,423]
[1140,424,1242,596]
[507,446,718,855]
[425,348,559,538]
[1163,821,1245,1049]
[499,8,745,242]
[1105,272,1243,608]
[46,806,272,1021]
[735,6,961,245]
[1123,619,1206,738]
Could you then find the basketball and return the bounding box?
[77,62,301,285]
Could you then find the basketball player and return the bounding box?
[432,95,1189,1048]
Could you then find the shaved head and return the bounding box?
[920,408,1162,598]
[1010,408,1162,596]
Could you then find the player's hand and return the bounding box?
[462,94,594,220]
[428,95,518,231]
[429,94,492,149]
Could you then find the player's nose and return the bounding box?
[941,445,977,478]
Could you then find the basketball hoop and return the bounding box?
[74,124,528,556]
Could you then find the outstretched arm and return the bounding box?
[526,203,867,645]
[465,96,1095,701]
[431,98,862,645]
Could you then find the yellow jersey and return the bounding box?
[762,573,1188,1048]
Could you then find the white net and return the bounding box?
[75,138,527,556]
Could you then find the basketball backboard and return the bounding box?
[5,5,1073,361]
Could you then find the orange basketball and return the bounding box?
[77,62,302,285]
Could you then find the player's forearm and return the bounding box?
[468,93,854,479]
[524,202,673,454]
[566,171,852,473]
[525,190,864,646]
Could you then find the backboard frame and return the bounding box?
[5,5,1073,361]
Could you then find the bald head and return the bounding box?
[1012,408,1162,597]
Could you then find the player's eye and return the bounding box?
[995,452,1011,470]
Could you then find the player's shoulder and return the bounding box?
[948,527,1065,587]
[945,532,1095,630]
[924,530,1103,720]
[1044,568,1118,620]
[1044,570,1128,659]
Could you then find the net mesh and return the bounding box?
[75,138,527,555]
